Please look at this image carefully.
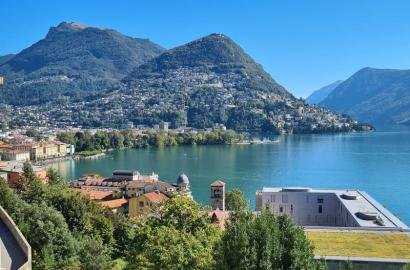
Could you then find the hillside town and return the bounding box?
[0,65,372,133]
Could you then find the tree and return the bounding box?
[225,188,249,211]
[216,210,325,270]
[150,195,209,234]
[128,226,216,270]
[78,236,112,270]
[19,202,79,270]
[15,161,37,193]
[46,167,63,185]
[25,128,41,141]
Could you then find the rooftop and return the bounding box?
[142,191,168,203]
[99,198,128,209]
[78,189,113,200]
[306,230,410,260]
[211,180,225,187]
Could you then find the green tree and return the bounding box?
[216,211,325,270]
[150,195,209,234]
[78,236,112,270]
[19,203,79,270]
[25,128,42,141]
[15,161,37,193]
[128,226,216,270]
[225,188,249,211]
[46,167,63,185]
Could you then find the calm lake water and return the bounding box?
[52,125,410,225]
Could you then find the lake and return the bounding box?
[52,125,410,225]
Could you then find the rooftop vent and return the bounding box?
[355,211,379,221]
[341,192,359,200]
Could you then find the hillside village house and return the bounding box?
[129,191,168,217]
[100,198,128,214]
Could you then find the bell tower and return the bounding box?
[210,180,225,211]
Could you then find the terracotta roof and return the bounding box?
[100,198,128,209]
[209,209,230,229]
[83,178,106,186]
[142,192,168,203]
[78,189,113,200]
[211,180,225,187]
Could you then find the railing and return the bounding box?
[0,206,31,270]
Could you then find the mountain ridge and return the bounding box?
[320,67,410,124]
[306,80,343,104]
[0,21,165,105]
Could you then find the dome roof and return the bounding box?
[177,173,189,185]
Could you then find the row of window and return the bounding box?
[268,194,324,204]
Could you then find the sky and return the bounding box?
[2,0,410,98]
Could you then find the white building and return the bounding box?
[256,187,408,230]
[0,149,30,162]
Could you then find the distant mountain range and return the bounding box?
[319,68,410,125]
[0,22,371,133]
[306,80,343,104]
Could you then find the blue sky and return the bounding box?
[2,0,410,97]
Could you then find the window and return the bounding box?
[317,198,324,204]
[282,195,288,203]
[139,201,144,207]
[270,194,276,202]
[318,205,323,213]
[279,206,284,213]
[290,204,293,213]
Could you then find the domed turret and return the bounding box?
[177,173,189,185]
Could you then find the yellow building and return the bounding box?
[30,142,67,161]
[129,191,168,218]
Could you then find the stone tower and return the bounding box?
[210,180,225,211]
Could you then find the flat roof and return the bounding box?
[306,230,410,260]
[260,187,408,229]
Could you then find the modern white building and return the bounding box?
[256,187,408,230]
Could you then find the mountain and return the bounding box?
[320,68,410,124]
[115,34,368,132]
[306,80,343,104]
[0,22,165,105]
[0,28,371,132]
[0,54,15,66]
[125,33,290,98]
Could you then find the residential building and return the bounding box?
[0,162,47,188]
[112,170,140,181]
[30,141,68,161]
[159,121,169,132]
[72,170,173,198]
[0,149,30,161]
[129,191,168,217]
[210,180,225,211]
[99,198,128,214]
[255,187,408,230]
